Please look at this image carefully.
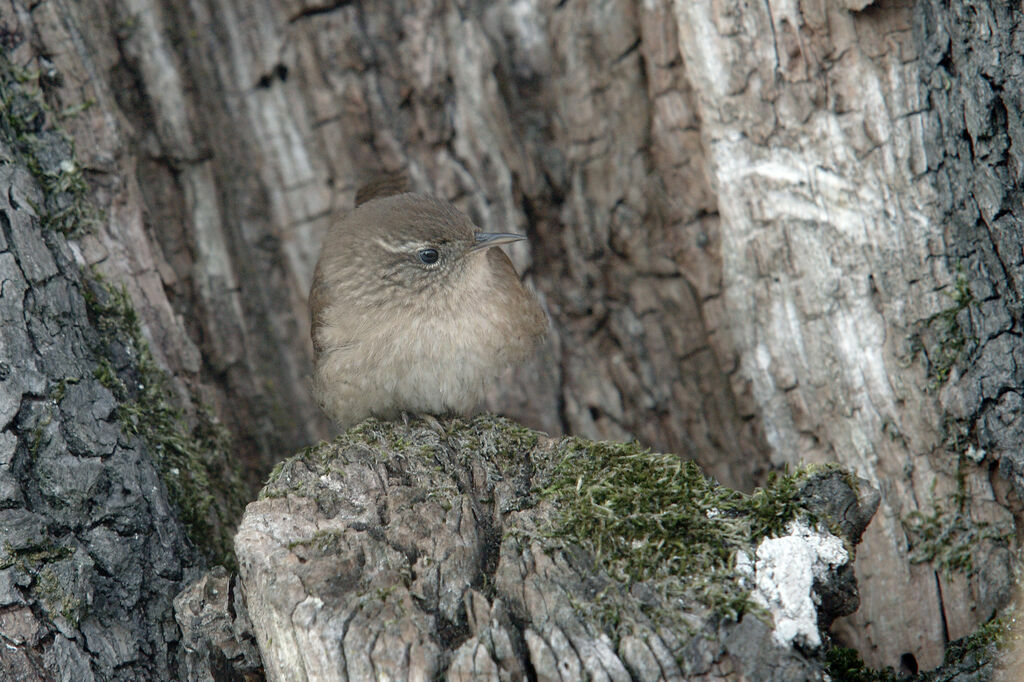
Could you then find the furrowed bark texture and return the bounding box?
[917,2,1024,543]
[0,110,202,679]
[4,0,334,491]
[9,0,768,487]
[674,0,1017,670]
[3,0,1021,674]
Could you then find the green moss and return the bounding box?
[343,414,539,461]
[0,543,84,626]
[823,646,899,681]
[941,612,1011,667]
[455,415,540,466]
[267,425,822,621]
[260,416,541,527]
[36,565,85,627]
[909,270,977,388]
[538,438,815,619]
[49,376,79,405]
[903,501,1009,576]
[0,542,71,571]
[902,453,1011,576]
[0,56,99,235]
[261,437,353,501]
[84,273,247,569]
[27,410,51,459]
[824,612,1014,681]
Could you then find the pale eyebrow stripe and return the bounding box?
[374,238,429,253]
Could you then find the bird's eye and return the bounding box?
[417,248,440,265]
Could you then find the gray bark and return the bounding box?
[911,0,1024,671]
[917,2,1024,523]
[0,83,202,680]
[174,566,262,681]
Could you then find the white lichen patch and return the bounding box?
[738,520,848,648]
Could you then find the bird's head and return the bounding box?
[313,193,525,308]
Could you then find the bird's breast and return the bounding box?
[313,252,543,422]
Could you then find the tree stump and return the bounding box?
[230,418,879,681]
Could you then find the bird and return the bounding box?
[309,177,546,429]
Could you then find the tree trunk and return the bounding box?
[672,0,1019,671]
[0,69,205,680]
[2,0,1020,676]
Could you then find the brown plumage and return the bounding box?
[309,183,546,428]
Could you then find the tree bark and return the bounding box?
[18,0,769,486]
[672,0,1018,671]
[2,0,1021,676]
[0,74,204,680]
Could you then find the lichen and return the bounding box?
[287,529,348,553]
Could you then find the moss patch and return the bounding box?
[823,646,900,681]
[0,541,71,571]
[262,419,855,641]
[940,611,1012,668]
[269,415,538,470]
[822,607,1015,680]
[35,564,85,627]
[538,438,814,618]
[85,273,247,569]
[909,270,977,388]
[0,55,98,235]
[903,498,1010,576]
[263,415,538,508]
[0,542,85,627]
[902,452,1011,576]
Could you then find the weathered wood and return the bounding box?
[21,0,767,487]
[233,418,878,681]
[174,566,263,681]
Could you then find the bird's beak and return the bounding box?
[469,232,526,252]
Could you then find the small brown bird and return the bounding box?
[309,181,546,428]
